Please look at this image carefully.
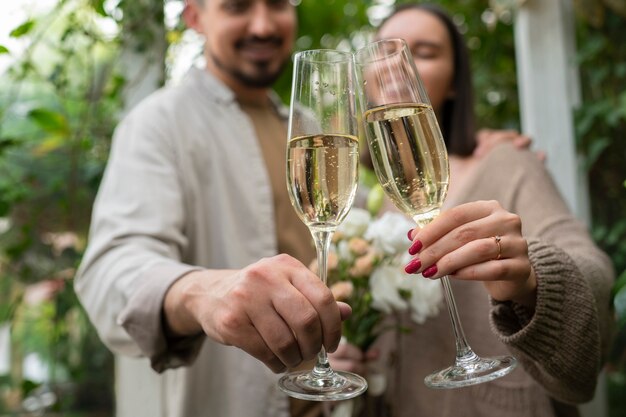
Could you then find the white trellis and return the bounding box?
[514,0,590,223]
[515,3,601,417]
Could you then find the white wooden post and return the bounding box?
[514,0,590,223]
[515,2,603,417]
[0,323,10,376]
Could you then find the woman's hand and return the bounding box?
[406,200,537,309]
[328,340,379,377]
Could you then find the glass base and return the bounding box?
[278,370,368,401]
[424,355,517,389]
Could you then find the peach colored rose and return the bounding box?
[308,251,338,274]
[332,231,345,243]
[349,251,378,277]
[41,231,80,256]
[330,281,354,302]
[348,237,370,256]
[327,251,339,271]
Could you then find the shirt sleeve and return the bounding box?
[74,97,206,372]
[484,145,614,404]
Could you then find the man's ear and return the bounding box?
[182,0,202,33]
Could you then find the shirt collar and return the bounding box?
[186,66,288,120]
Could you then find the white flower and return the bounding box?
[406,276,443,324]
[369,257,443,322]
[335,239,353,262]
[369,265,411,313]
[338,208,371,238]
[365,212,415,255]
[0,217,11,234]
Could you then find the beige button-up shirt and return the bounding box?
[76,67,294,417]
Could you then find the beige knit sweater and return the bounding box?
[371,144,614,417]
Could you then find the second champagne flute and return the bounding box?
[354,38,516,389]
[278,49,368,401]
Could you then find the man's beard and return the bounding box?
[210,38,289,88]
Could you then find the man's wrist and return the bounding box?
[163,270,205,337]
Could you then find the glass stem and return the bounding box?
[311,229,334,378]
[440,275,479,365]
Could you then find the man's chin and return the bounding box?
[234,63,287,88]
[210,51,288,89]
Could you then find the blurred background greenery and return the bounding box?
[0,0,624,415]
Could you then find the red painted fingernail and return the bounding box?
[408,239,423,255]
[422,265,438,278]
[407,229,413,241]
[404,258,422,274]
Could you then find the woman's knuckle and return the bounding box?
[479,239,494,258]
[455,225,476,244]
[422,245,442,260]
[492,261,508,277]
[450,206,466,224]
[507,213,522,230]
[486,200,501,210]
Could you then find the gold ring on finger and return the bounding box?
[493,235,502,260]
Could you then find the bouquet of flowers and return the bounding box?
[312,205,444,352]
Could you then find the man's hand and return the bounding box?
[163,254,351,373]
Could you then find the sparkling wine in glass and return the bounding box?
[354,38,516,389]
[279,49,368,401]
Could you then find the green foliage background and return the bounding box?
[0,0,623,415]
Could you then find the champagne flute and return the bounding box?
[279,49,368,401]
[354,38,517,388]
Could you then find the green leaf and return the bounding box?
[366,184,385,216]
[0,45,9,54]
[91,0,107,16]
[33,135,66,156]
[614,269,626,296]
[615,285,626,323]
[583,137,610,169]
[9,20,35,38]
[28,108,69,135]
[606,221,626,246]
[0,137,18,154]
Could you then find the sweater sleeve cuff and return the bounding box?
[490,239,569,356]
[489,239,601,401]
[117,263,205,373]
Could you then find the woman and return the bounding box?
[330,4,614,417]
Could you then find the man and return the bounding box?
[75,1,348,416]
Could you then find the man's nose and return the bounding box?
[248,3,278,37]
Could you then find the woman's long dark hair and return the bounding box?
[378,3,477,156]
